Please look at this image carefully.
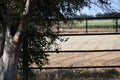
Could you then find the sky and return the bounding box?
[78,0,120,16]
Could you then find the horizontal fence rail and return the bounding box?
[42,65,120,69]
[50,17,120,20]
[51,33,120,36]
[45,49,120,53]
[18,65,120,70]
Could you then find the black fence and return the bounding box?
[18,17,120,80]
[58,17,120,33]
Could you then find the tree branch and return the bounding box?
[13,0,37,46]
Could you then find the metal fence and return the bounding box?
[58,17,120,33]
[18,17,120,80]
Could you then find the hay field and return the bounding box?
[45,35,120,67]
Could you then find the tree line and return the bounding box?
[74,12,120,18]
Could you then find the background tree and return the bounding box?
[96,12,120,17]
[0,0,116,80]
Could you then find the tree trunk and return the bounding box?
[0,0,36,80]
[0,28,21,80]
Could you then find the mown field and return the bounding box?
[64,19,120,29]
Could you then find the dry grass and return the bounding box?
[33,68,120,80]
[39,31,120,80]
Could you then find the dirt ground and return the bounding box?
[45,34,120,67]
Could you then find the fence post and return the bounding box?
[116,18,118,33]
[85,18,88,33]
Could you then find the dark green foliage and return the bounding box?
[18,25,61,79]
[0,0,113,79]
[17,0,94,69]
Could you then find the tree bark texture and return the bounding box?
[0,0,36,80]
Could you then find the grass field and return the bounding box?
[64,19,120,29]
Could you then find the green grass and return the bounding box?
[64,19,120,29]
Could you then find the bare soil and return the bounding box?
[45,28,120,70]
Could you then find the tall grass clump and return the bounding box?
[20,68,120,80]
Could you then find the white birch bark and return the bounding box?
[0,0,36,80]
